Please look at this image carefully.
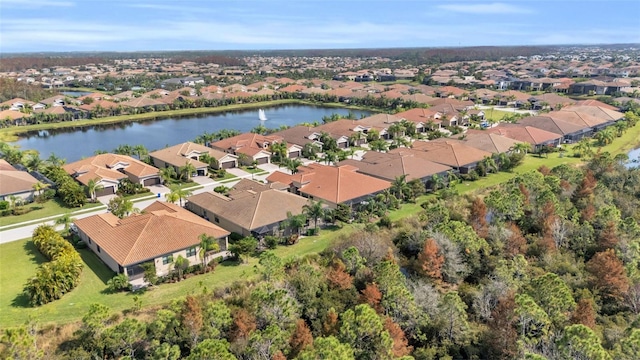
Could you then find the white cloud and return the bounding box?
[438,2,532,14]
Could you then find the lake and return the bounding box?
[61,91,93,97]
[13,105,371,162]
[627,147,640,168]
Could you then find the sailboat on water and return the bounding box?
[258,109,267,121]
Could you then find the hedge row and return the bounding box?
[23,225,84,306]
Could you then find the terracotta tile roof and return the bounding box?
[0,166,39,196]
[358,114,404,128]
[486,124,562,145]
[516,116,588,135]
[79,99,119,111]
[400,93,434,104]
[575,100,619,111]
[0,110,28,120]
[395,108,442,125]
[561,105,624,122]
[271,125,320,147]
[425,97,474,108]
[0,98,35,107]
[266,163,391,204]
[314,119,368,138]
[500,90,531,102]
[338,150,452,182]
[120,97,166,108]
[187,179,310,231]
[211,133,283,153]
[410,141,493,168]
[437,86,466,96]
[547,111,608,128]
[0,159,16,171]
[456,131,524,153]
[75,201,229,266]
[63,154,159,186]
[149,142,234,169]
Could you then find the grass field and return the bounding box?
[0,199,102,227]
[0,224,355,327]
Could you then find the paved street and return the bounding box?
[0,163,283,244]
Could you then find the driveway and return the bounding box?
[226,168,251,177]
[191,176,215,186]
[257,163,282,172]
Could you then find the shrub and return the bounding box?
[0,200,9,210]
[12,207,30,216]
[107,273,131,293]
[24,225,84,306]
[264,235,280,249]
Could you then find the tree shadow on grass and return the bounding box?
[218,258,243,267]
[78,249,114,285]
[11,241,47,308]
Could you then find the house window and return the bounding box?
[186,247,197,257]
[126,267,134,276]
[97,245,101,253]
[162,255,173,265]
[87,238,92,244]
[214,216,220,223]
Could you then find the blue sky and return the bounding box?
[1,0,639,53]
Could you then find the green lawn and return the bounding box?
[0,225,351,327]
[212,172,238,182]
[0,199,102,227]
[241,166,268,175]
[482,108,519,122]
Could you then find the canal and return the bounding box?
[13,105,371,162]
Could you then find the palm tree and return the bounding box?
[24,153,44,172]
[302,200,324,231]
[480,156,498,174]
[369,140,389,152]
[511,142,531,154]
[168,184,192,207]
[86,178,103,202]
[285,158,302,174]
[430,173,445,192]
[269,141,288,164]
[323,151,337,165]
[573,138,593,159]
[391,174,411,201]
[284,212,307,236]
[55,213,75,235]
[32,181,50,196]
[46,153,65,167]
[614,121,628,137]
[165,191,179,204]
[159,166,177,184]
[446,170,459,187]
[594,128,615,146]
[133,144,148,161]
[179,161,197,181]
[198,233,219,272]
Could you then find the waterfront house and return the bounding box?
[74,201,230,288]
[64,154,160,196]
[186,179,310,237]
[0,159,39,202]
[149,142,238,177]
[211,133,284,165]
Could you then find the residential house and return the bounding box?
[74,201,230,288]
[314,119,371,147]
[63,154,160,196]
[211,133,283,165]
[453,131,523,153]
[409,141,493,174]
[150,142,238,177]
[485,123,563,150]
[186,179,310,237]
[561,105,624,125]
[266,163,391,208]
[338,150,452,188]
[515,115,591,143]
[0,159,39,202]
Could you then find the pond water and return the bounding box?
[13,105,371,162]
[60,91,93,97]
[627,147,640,168]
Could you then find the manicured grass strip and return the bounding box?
[0,224,352,327]
[0,200,102,227]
